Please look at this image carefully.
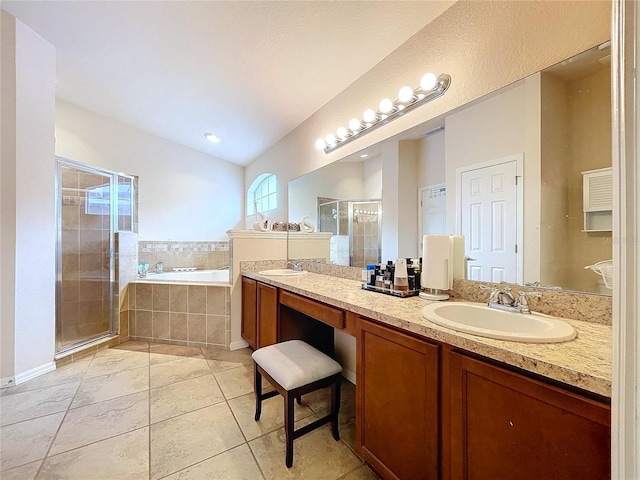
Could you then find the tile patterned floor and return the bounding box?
[0,341,378,480]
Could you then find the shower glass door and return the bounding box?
[56,159,115,353]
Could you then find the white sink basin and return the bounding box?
[421,302,576,343]
[257,269,308,276]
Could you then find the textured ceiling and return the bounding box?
[2,1,454,166]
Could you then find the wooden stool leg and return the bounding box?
[284,391,295,468]
[331,376,341,441]
[254,363,263,421]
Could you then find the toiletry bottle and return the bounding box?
[376,264,385,288]
[393,258,409,291]
[407,265,416,290]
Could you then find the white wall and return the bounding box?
[245,1,610,237]
[417,130,446,188]
[288,161,364,227]
[1,12,57,382]
[363,154,382,199]
[55,100,245,241]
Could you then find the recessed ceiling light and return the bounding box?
[204,133,220,143]
[360,154,369,158]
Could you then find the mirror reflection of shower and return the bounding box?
[318,198,382,268]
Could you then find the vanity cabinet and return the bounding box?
[356,317,440,480]
[449,351,611,480]
[241,277,278,350]
[241,277,257,349]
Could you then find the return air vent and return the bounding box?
[582,167,612,232]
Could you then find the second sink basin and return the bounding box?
[257,269,308,276]
[421,302,576,343]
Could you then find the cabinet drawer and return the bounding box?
[280,290,345,329]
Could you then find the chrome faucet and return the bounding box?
[479,285,541,314]
[286,260,303,272]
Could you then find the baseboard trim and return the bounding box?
[14,361,56,385]
[342,368,356,385]
[1,376,16,388]
[230,340,249,351]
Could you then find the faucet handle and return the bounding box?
[479,284,500,304]
[517,291,542,313]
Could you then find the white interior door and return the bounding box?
[459,159,520,283]
[419,184,446,250]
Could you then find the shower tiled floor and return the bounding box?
[0,341,378,480]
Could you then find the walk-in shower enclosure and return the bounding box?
[56,158,136,354]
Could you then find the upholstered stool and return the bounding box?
[252,340,343,468]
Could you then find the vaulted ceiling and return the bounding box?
[2,1,454,166]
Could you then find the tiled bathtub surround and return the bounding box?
[126,282,230,348]
[138,241,229,272]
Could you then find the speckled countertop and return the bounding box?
[243,270,611,398]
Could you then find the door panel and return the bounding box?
[460,161,518,283]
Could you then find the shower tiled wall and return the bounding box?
[138,241,229,271]
[125,282,230,347]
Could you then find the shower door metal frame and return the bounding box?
[55,157,128,354]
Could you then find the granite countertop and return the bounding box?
[242,270,612,398]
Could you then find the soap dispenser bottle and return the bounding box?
[393,258,409,292]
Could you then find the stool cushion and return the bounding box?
[252,340,342,390]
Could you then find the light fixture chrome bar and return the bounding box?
[323,73,451,154]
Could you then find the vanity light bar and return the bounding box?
[317,73,451,154]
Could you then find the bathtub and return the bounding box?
[128,268,231,347]
[136,269,231,286]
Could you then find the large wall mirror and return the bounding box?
[289,42,612,296]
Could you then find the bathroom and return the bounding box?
[1,1,638,479]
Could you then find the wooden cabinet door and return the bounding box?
[240,276,257,350]
[257,282,277,348]
[450,352,611,480]
[357,318,440,480]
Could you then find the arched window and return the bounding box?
[247,173,277,215]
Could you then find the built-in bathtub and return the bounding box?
[125,269,231,348]
[137,269,231,286]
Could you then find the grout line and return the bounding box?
[148,342,152,480]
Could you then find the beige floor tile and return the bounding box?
[38,427,149,479]
[150,343,203,359]
[84,350,149,379]
[0,357,91,397]
[301,379,357,451]
[50,390,149,455]
[214,365,255,400]
[228,392,315,441]
[150,352,205,366]
[249,422,361,480]
[150,356,210,388]
[151,402,245,479]
[0,412,64,471]
[151,374,224,424]
[0,382,79,427]
[0,460,41,480]
[110,340,150,353]
[338,464,380,480]
[162,444,264,480]
[202,347,253,373]
[71,366,149,408]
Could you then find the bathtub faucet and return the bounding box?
[286,260,303,272]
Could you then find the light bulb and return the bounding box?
[398,86,415,103]
[420,72,438,91]
[363,109,377,123]
[336,126,348,140]
[379,98,394,114]
[349,118,362,132]
[315,138,326,150]
[325,133,337,145]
